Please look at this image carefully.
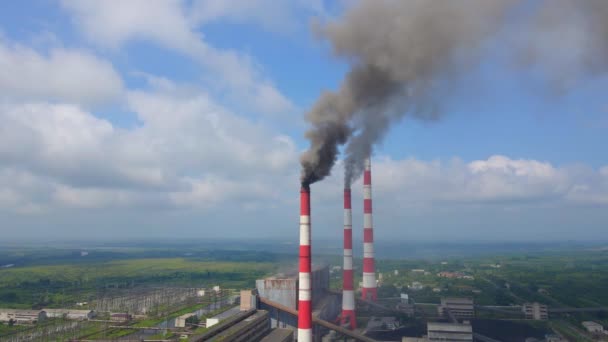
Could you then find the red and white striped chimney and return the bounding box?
[341,187,357,329]
[361,158,377,301]
[298,185,312,342]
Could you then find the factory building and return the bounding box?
[260,328,294,342]
[241,289,257,311]
[42,309,95,320]
[427,322,473,342]
[582,321,604,334]
[438,297,475,319]
[256,265,330,312]
[0,309,47,324]
[192,310,273,342]
[175,313,196,328]
[522,302,548,320]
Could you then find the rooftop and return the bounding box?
[428,322,472,332]
[260,328,294,342]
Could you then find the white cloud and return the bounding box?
[366,155,607,206]
[0,77,297,212]
[0,39,123,106]
[1,93,605,217]
[61,0,294,115]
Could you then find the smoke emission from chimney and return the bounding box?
[300,0,608,187]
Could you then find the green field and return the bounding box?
[371,250,608,308]
[2,242,608,341]
[0,246,281,340]
[0,249,280,309]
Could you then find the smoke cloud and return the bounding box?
[300,0,608,187]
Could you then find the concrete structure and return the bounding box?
[437,272,474,280]
[43,309,95,320]
[582,321,604,333]
[258,296,376,342]
[0,309,46,324]
[175,313,196,328]
[410,282,424,291]
[206,317,220,328]
[298,185,312,342]
[257,277,297,310]
[340,187,356,329]
[192,310,270,342]
[361,157,377,301]
[427,322,473,342]
[260,328,294,342]
[522,302,548,320]
[256,265,331,333]
[367,316,401,331]
[397,294,415,316]
[197,305,243,330]
[438,297,475,319]
[241,289,257,311]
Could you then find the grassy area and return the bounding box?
[549,320,594,342]
[0,258,275,284]
[132,301,219,328]
[372,250,608,309]
[0,257,275,308]
[0,323,25,335]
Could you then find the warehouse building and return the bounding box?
[582,321,604,334]
[438,297,475,319]
[522,302,548,320]
[255,265,330,311]
[43,309,95,320]
[427,322,473,342]
[0,309,47,324]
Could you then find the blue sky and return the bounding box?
[0,0,606,242]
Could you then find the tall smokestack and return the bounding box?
[298,185,312,342]
[341,187,356,329]
[361,158,377,301]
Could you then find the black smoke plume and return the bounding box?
[300,0,608,187]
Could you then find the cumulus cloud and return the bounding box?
[0,85,604,216]
[60,0,294,115]
[0,39,123,106]
[0,76,298,212]
[367,155,607,206]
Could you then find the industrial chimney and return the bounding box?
[298,185,312,342]
[361,158,377,301]
[341,187,357,328]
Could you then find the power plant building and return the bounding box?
[42,309,95,320]
[0,309,47,324]
[427,322,473,342]
[256,265,341,340]
[255,265,330,312]
[438,297,475,319]
[522,302,548,320]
